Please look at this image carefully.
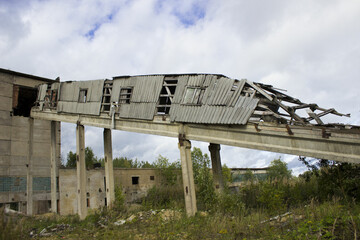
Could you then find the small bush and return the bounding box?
[142,185,184,209]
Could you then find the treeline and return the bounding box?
[62,147,166,169]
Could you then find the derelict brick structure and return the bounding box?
[31,73,360,217]
[0,68,61,215]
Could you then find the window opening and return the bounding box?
[78,89,88,103]
[132,176,139,185]
[12,85,37,117]
[150,176,155,181]
[101,82,113,112]
[43,85,58,110]
[157,78,177,114]
[183,87,205,105]
[119,87,132,104]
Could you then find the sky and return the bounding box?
[1,0,360,175]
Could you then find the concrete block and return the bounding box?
[11,140,28,157]
[8,166,27,175]
[0,166,9,175]
[0,73,13,84]
[0,140,11,155]
[10,156,27,166]
[0,110,11,126]
[30,165,50,176]
[34,119,51,130]
[11,125,29,141]
[33,129,51,143]
[13,76,43,88]
[12,116,29,128]
[0,156,10,165]
[0,125,11,140]
[0,82,12,98]
[33,142,51,158]
[0,96,12,111]
[0,193,9,202]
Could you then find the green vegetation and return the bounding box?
[3,153,359,239]
[64,147,100,169]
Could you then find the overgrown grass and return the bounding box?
[1,199,358,239]
[1,162,359,239]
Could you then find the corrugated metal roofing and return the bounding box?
[131,76,164,103]
[36,74,262,124]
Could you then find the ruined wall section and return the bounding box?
[0,70,61,214]
[59,168,163,215]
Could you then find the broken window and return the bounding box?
[43,85,58,109]
[101,82,113,112]
[119,87,132,104]
[12,85,37,117]
[132,176,139,185]
[183,87,205,105]
[78,89,88,103]
[157,78,177,115]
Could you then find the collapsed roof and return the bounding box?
[34,74,350,126]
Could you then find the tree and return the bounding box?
[153,155,180,185]
[65,147,98,169]
[66,151,76,168]
[243,169,255,182]
[267,158,292,181]
[191,147,216,209]
[222,164,232,186]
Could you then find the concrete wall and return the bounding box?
[59,168,163,215]
[0,69,60,214]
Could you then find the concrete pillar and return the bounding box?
[103,128,115,208]
[76,124,87,219]
[26,118,34,215]
[178,138,197,216]
[50,121,57,213]
[209,143,224,192]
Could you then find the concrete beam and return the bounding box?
[31,110,360,163]
[103,128,115,208]
[209,143,224,192]
[50,121,57,213]
[26,118,33,215]
[76,124,87,220]
[178,131,197,216]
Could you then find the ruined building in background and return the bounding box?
[31,73,359,218]
[0,68,61,214]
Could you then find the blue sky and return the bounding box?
[1,0,360,175]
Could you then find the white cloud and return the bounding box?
[2,0,360,173]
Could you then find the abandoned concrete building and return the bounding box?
[30,73,360,218]
[59,168,167,215]
[1,69,359,218]
[0,68,61,214]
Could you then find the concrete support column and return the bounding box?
[26,118,34,215]
[209,143,224,192]
[178,138,197,216]
[103,128,115,208]
[76,124,87,220]
[50,121,57,213]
